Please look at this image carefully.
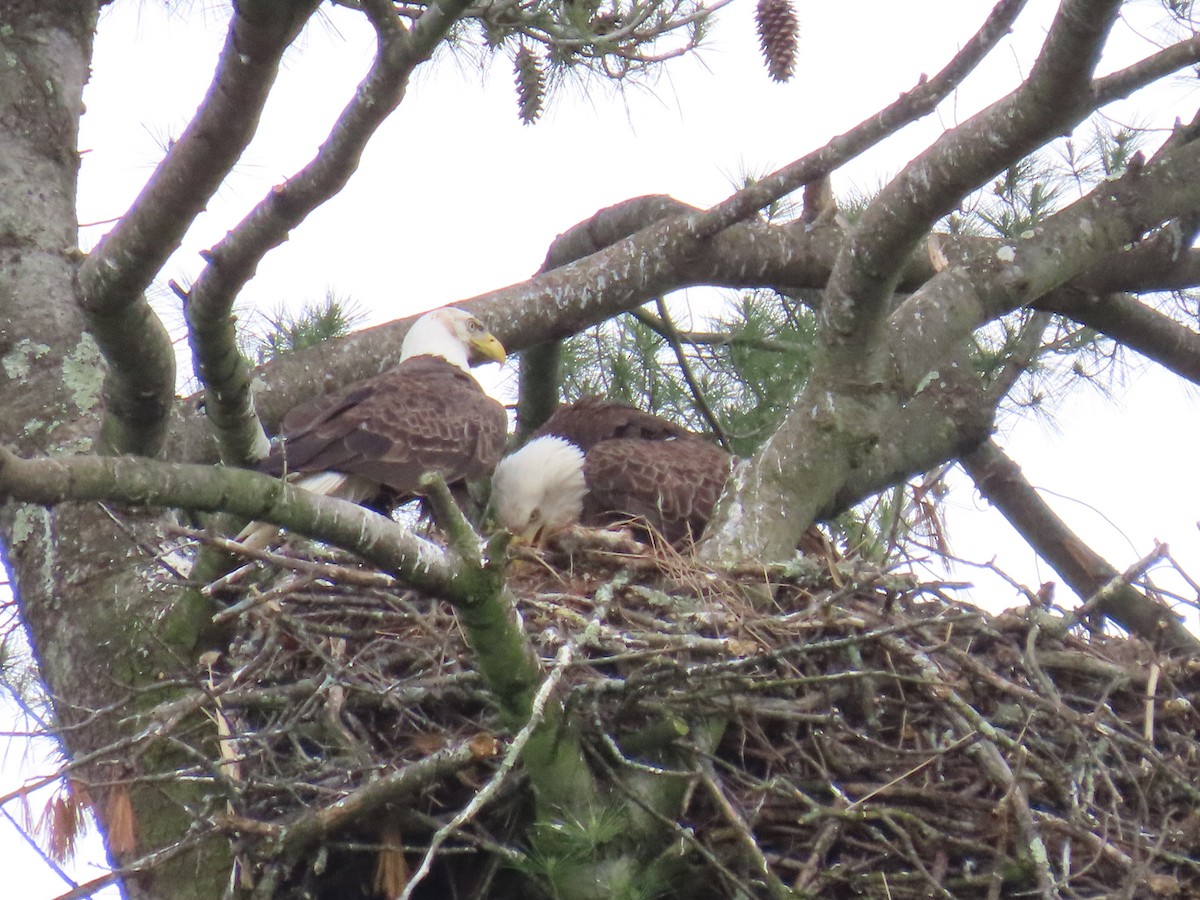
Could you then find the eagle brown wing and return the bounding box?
[533,397,691,451]
[581,436,731,545]
[261,355,508,497]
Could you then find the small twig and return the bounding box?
[170,525,397,590]
[698,761,792,899]
[651,297,731,450]
[844,732,979,810]
[211,574,315,624]
[1143,661,1161,745]
[1057,541,1171,636]
[630,309,806,355]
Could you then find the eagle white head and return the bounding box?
[492,436,588,544]
[400,307,507,371]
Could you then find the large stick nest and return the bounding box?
[198,531,1200,899]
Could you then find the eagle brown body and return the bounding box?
[262,355,508,504]
[533,398,731,545]
[530,396,695,449]
[495,397,732,546]
[238,307,507,548]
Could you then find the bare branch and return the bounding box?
[648,298,731,449]
[960,438,1196,649]
[1091,33,1200,107]
[0,447,461,598]
[79,3,321,456]
[887,126,1200,396]
[686,0,1031,241]
[1039,288,1200,386]
[184,0,476,466]
[823,0,1123,349]
[702,129,1200,563]
[517,195,692,437]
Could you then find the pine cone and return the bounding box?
[756,0,799,83]
[513,46,545,125]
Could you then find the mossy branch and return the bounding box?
[0,448,460,597]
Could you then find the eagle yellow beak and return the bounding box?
[507,518,547,549]
[470,331,507,365]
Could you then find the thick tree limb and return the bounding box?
[960,438,1196,650]
[887,124,1200,397]
[822,0,1122,350]
[508,3,1023,435]
[1039,288,1200,385]
[0,446,583,789]
[79,3,320,458]
[702,126,1200,564]
[184,0,475,467]
[0,448,462,597]
[218,220,1200,471]
[517,196,691,437]
[822,347,1009,521]
[819,314,1051,523]
[1091,33,1200,106]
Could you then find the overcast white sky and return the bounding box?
[6,0,1200,895]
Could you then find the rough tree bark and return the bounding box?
[0,4,237,898]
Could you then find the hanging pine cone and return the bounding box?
[513,46,545,125]
[756,0,799,83]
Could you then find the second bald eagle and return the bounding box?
[492,397,731,546]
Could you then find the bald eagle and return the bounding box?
[491,398,731,546]
[240,307,508,548]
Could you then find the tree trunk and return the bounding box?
[0,5,229,896]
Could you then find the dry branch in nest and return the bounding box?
[121,531,1200,898]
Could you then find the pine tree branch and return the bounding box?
[184,0,475,467]
[651,297,730,449]
[822,0,1123,351]
[703,127,1200,563]
[517,196,692,438]
[503,3,1027,437]
[1039,289,1200,385]
[79,3,320,458]
[685,0,1030,242]
[1091,33,1200,107]
[887,125,1200,397]
[0,447,464,598]
[170,216,1200,476]
[960,438,1197,650]
[984,312,1054,406]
